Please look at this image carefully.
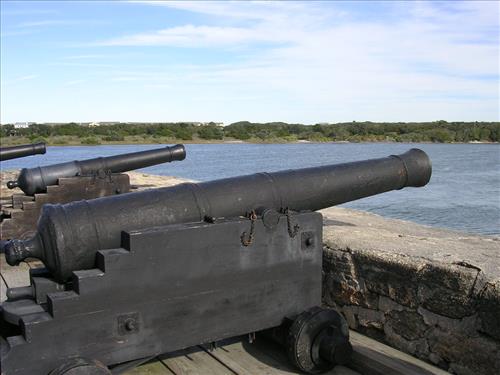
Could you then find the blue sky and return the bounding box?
[1,0,498,124]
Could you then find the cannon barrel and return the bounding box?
[3,149,431,282]
[6,144,186,195]
[0,142,46,161]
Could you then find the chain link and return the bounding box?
[240,210,257,246]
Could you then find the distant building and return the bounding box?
[89,122,100,127]
[13,122,34,129]
[200,122,224,127]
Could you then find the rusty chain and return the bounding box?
[240,210,257,246]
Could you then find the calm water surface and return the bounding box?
[2,143,499,236]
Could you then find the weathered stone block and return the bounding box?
[417,263,479,318]
[320,207,500,375]
[323,248,379,309]
[357,306,385,330]
[378,295,406,313]
[477,280,500,340]
[417,307,479,336]
[386,310,428,341]
[427,329,499,375]
[384,322,430,358]
[355,252,421,309]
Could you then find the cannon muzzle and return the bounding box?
[7,144,186,195]
[3,149,431,282]
[0,142,46,161]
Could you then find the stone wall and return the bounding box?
[320,207,500,375]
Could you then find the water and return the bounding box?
[2,143,499,236]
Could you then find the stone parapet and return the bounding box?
[321,207,500,375]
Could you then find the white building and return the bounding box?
[13,122,34,129]
[89,122,101,127]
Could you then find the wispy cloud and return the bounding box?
[111,77,139,82]
[65,79,86,86]
[64,54,123,60]
[1,29,37,38]
[2,1,498,123]
[102,1,498,77]
[17,75,38,81]
[1,9,59,16]
[17,20,74,28]
[128,0,323,21]
[2,19,107,38]
[98,24,289,47]
[16,19,107,29]
[101,1,332,47]
[144,83,172,89]
[100,0,498,121]
[1,75,39,86]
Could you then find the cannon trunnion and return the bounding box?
[0,211,350,374]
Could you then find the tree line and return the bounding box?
[1,121,498,144]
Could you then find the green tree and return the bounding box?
[198,125,224,140]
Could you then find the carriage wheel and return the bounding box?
[286,306,352,374]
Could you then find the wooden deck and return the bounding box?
[124,339,358,375]
[0,258,448,375]
[122,329,449,375]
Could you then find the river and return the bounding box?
[2,143,499,236]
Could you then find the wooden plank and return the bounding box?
[0,276,7,303]
[27,260,45,269]
[125,359,175,375]
[0,257,30,288]
[331,366,360,375]
[349,330,448,375]
[248,337,358,375]
[203,339,296,375]
[160,348,235,375]
[130,339,358,375]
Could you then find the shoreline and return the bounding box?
[1,139,498,147]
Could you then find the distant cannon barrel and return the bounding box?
[6,144,186,195]
[0,142,46,161]
[3,149,431,282]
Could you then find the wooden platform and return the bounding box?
[124,339,358,375]
[0,259,448,375]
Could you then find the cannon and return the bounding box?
[0,149,431,374]
[0,145,187,241]
[6,144,186,195]
[0,142,46,161]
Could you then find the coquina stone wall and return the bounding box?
[320,207,500,375]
